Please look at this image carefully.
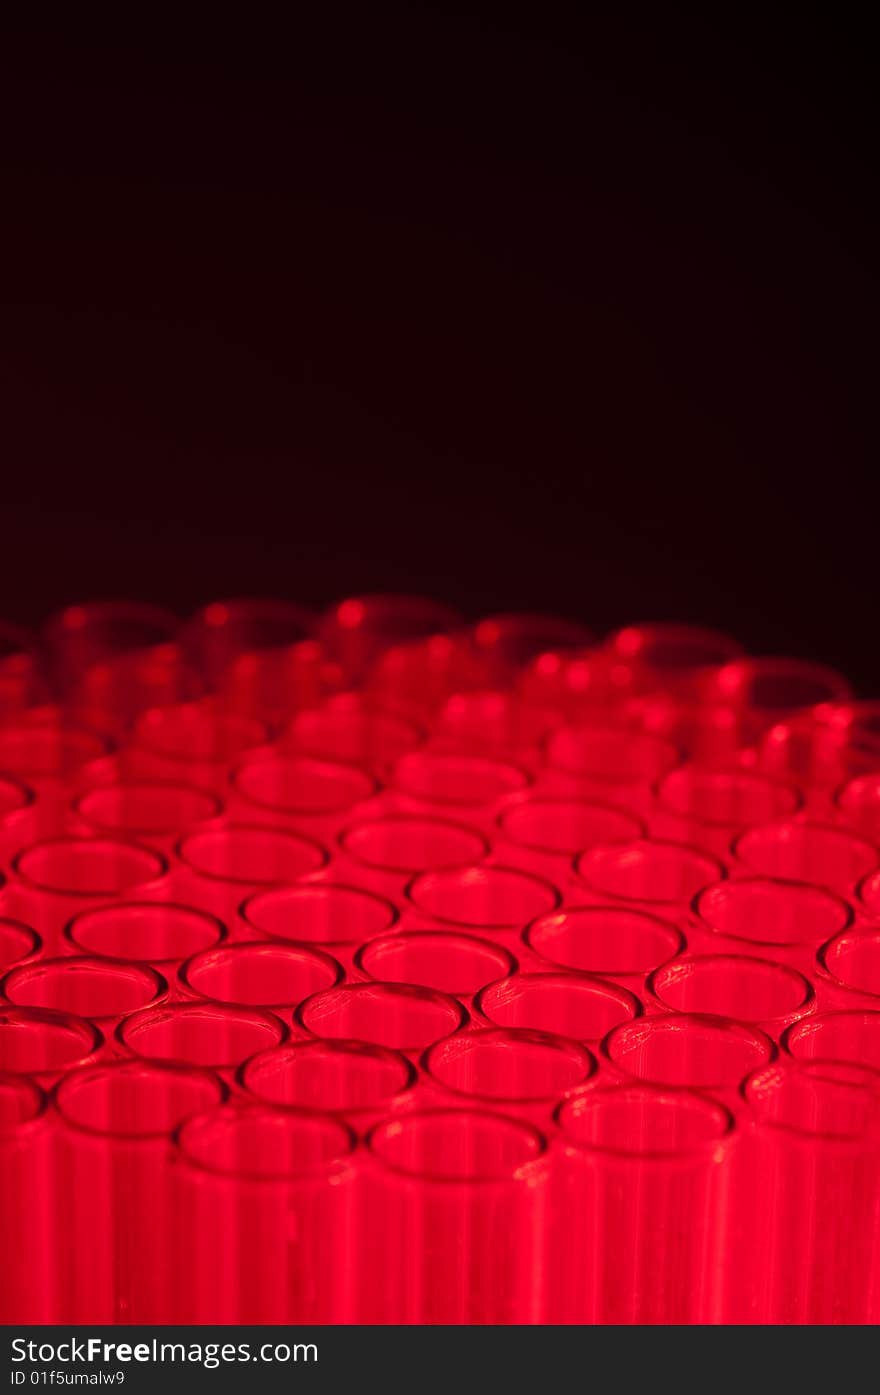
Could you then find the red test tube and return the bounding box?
[731,817,879,897]
[0,1075,54,1321]
[118,1001,287,1082]
[337,813,489,901]
[651,766,802,857]
[355,929,516,999]
[422,1026,595,1125]
[474,971,641,1047]
[493,794,644,889]
[389,750,531,829]
[647,954,814,1038]
[362,1107,549,1323]
[319,594,461,683]
[524,904,685,990]
[573,837,724,915]
[241,1039,417,1133]
[174,1103,358,1322]
[174,823,329,923]
[296,981,466,1059]
[53,1059,225,1321]
[229,751,377,843]
[2,957,167,1034]
[242,881,398,974]
[66,901,226,970]
[694,875,853,972]
[71,779,222,857]
[551,1083,735,1323]
[179,940,343,1026]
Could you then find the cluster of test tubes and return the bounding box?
[2,598,880,1325]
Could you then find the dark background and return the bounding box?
[1,13,876,683]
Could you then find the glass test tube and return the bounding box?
[336,813,489,901]
[731,818,878,897]
[492,794,643,890]
[173,824,329,923]
[179,940,343,1026]
[422,1026,596,1125]
[53,1059,225,1321]
[647,953,814,1038]
[229,751,378,843]
[241,1039,417,1134]
[474,971,641,1047]
[362,1107,549,1322]
[651,766,802,857]
[318,594,461,683]
[71,779,222,857]
[524,904,685,990]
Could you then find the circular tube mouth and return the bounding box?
[320,594,461,670]
[0,919,42,973]
[339,814,490,875]
[607,623,743,677]
[0,723,111,779]
[0,1007,102,1076]
[710,657,852,715]
[180,941,343,1008]
[732,818,878,893]
[12,837,167,898]
[2,956,167,1021]
[73,781,222,837]
[525,904,685,977]
[647,954,814,1026]
[471,612,594,670]
[556,1083,734,1162]
[296,982,467,1053]
[406,864,561,930]
[242,881,398,946]
[655,766,801,829]
[367,1107,546,1185]
[546,724,681,784]
[185,599,316,664]
[496,796,645,856]
[176,1103,356,1181]
[574,838,724,905]
[743,1059,880,1144]
[118,1002,287,1070]
[285,698,424,767]
[134,700,268,764]
[695,875,853,948]
[0,1072,47,1133]
[818,925,880,1000]
[241,1039,417,1113]
[66,901,226,964]
[355,930,516,996]
[475,972,640,1044]
[391,751,531,808]
[54,1059,225,1140]
[782,1009,880,1071]
[176,824,328,885]
[44,601,180,663]
[603,1013,775,1090]
[232,753,377,816]
[423,1026,595,1104]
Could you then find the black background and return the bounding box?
[1,13,876,683]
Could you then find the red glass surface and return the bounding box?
[0,596,877,1324]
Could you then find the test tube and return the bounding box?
[42,602,181,696]
[71,779,222,856]
[543,723,681,813]
[362,1107,549,1322]
[128,699,269,791]
[651,766,802,857]
[524,904,685,988]
[296,981,466,1056]
[405,864,561,957]
[647,954,814,1038]
[782,1009,880,1072]
[53,1059,225,1321]
[493,794,644,886]
[284,694,424,773]
[2,956,167,1031]
[622,692,760,767]
[475,972,641,1046]
[0,1074,53,1321]
[0,619,43,713]
[389,750,532,828]
[757,707,878,793]
[705,656,852,720]
[469,612,594,680]
[422,1026,595,1124]
[0,721,112,830]
[318,594,461,683]
[229,751,378,843]
[694,876,853,970]
[174,824,329,923]
[552,1083,735,1323]
[735,1060,880,1322]
[118,1001,287,1079]
[604,622,743,694]
[574,837,724,912]
[241,1039,417,1130]
[180,940,343,1025]
[182,598,316,690]
[66,901,226,968]
[174,1103,358,1321]
[428,690,553,764]
[6,836,168,949]
[602,1014,775,1099]
[731,818,878,896]
[338,813,489,901]
[0,1006,102,1085]
[366,633,490,725]
[355,929,515,998]
[242,881,398,973]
